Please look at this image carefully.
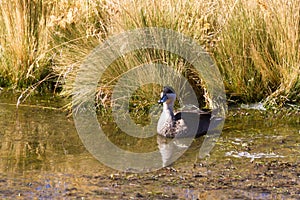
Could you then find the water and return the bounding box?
[0,92,299,199]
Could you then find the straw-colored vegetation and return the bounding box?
[214,0,300,107]
[0,0,51,89]
[0,0,299,109]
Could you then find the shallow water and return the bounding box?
[0,92,299,199]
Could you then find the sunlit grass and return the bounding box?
[214,0,300,107]
[0,0,299,109]
[0,0,54,90]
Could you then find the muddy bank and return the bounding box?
[0,159,299,199]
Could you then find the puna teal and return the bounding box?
[157,86,211,138]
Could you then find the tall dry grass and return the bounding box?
[48,0,110,95]
[0,0,299,109]
[0,0,51,89]
[214,0,300,107]
[54,0,219,112]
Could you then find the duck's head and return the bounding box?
[158,86,176,105]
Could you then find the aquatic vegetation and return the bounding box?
[0,0,299,109]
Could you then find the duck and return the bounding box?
[157,86,211,138]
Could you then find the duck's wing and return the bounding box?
[174,110,211,137]
[174,109,211,120]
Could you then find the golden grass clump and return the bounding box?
[48,0,111,95]
[214,0,300,106]
[0,0,51,88]
[57,0,219,111]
